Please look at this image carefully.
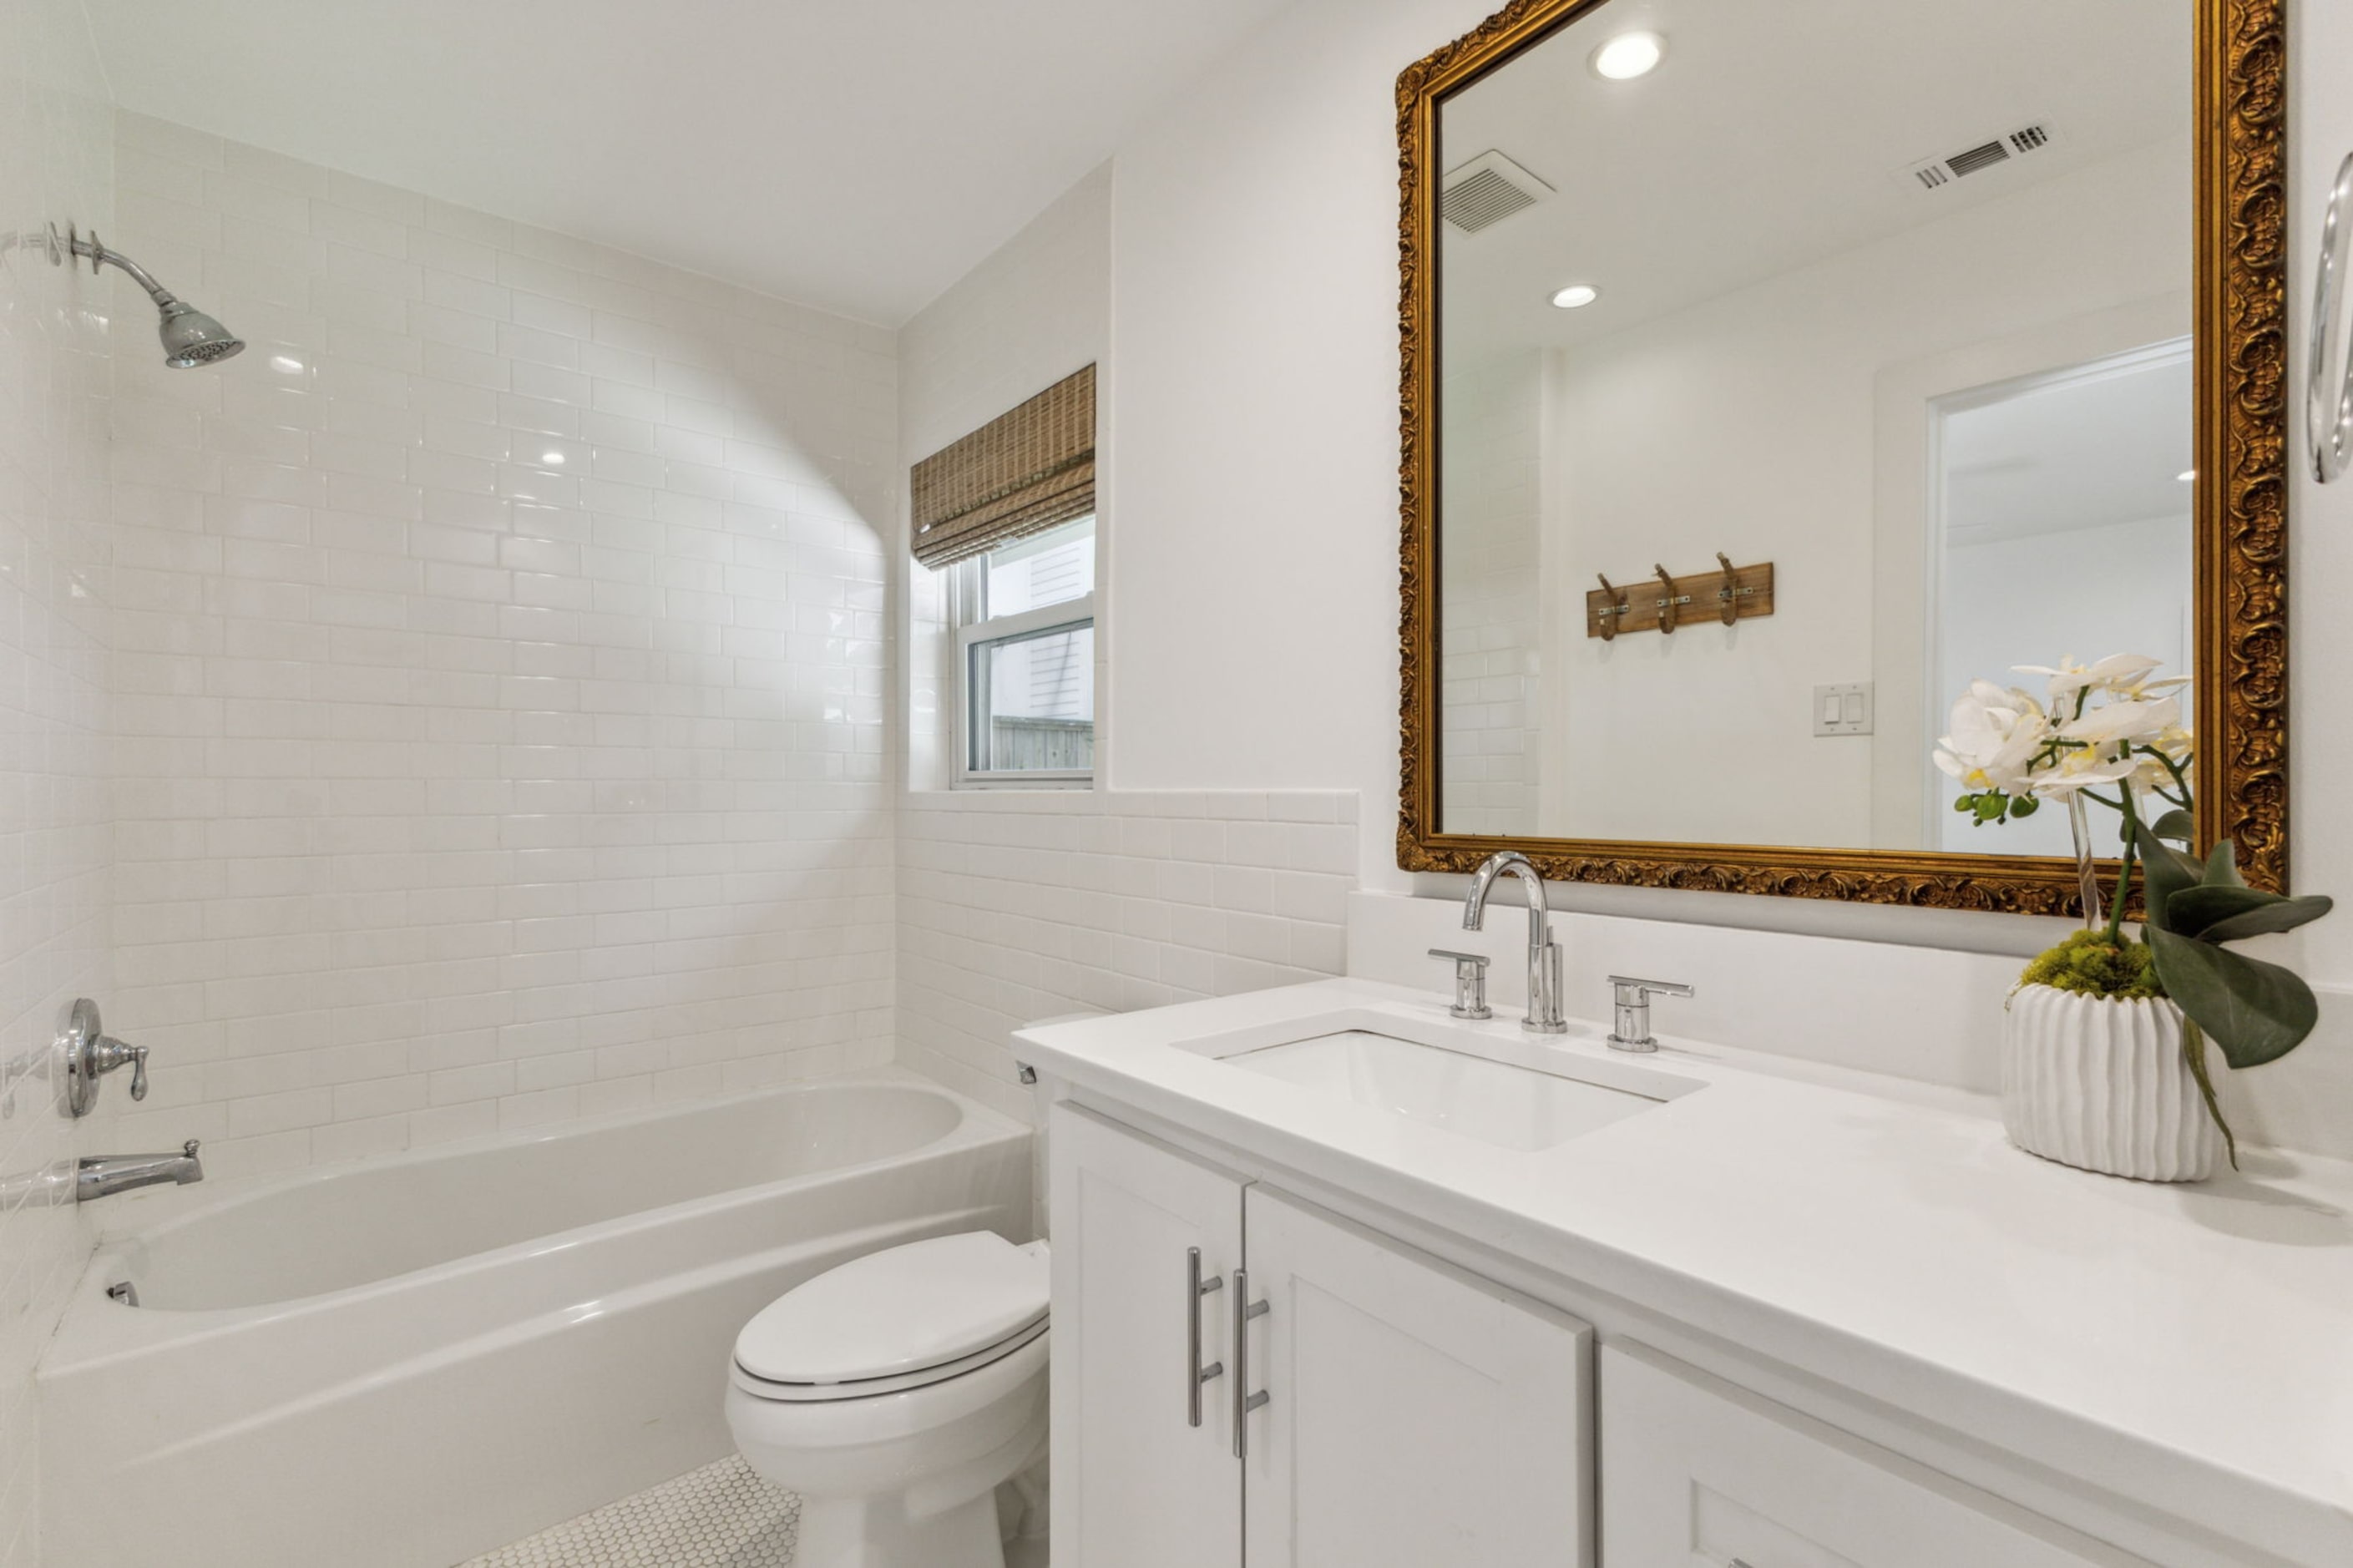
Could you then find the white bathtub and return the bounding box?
[38,1070,1030,1568]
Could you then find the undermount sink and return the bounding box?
[1213,1018,1702,1152]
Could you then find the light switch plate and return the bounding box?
[1813,682,1874,736]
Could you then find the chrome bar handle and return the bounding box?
[2312,149,2353,483]
[1186,1247,1224,1428]
[1231,1268,1271,1458]
[1427,948,1491,1019]
[1607,974,1694,1053]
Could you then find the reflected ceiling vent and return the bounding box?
[1903,123,2057,191]
[1442,149,1555,233]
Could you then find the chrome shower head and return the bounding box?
[50,224,244,368]
[156,301,244,367]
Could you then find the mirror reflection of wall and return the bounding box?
[1434,0,2194,852]
[1930,346,2193,857]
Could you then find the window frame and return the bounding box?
[949,524,1096,790]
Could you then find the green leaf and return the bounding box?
[2147,927,2320,1069]
[2194,893,2334,944]
[2133,822,2205,933]
[2179,1019,2239,1171]
[2168,884,2296,940]
[2204,840,2246,888]
[2149,808,2196,843]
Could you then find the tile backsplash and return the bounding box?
[102,113,900,1180]
[899,789,1358,1120]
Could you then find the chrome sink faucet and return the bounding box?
[1460,851,1567,1034]
[77,1141,203,1201]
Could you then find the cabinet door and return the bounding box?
[1050,1104,1245,1568]
[1600,1343,2154,1567]
[1240,1186,1593,1568]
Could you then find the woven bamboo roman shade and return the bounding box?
[910,364,1096,569]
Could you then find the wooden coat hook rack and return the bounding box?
[1587,553,1774,640]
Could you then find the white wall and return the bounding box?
[1106,0,1497,858]
[0,3,114,1560]
[101,114,902,1182]
[2276,0,2353,1145]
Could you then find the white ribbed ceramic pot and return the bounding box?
[2002,984,2219,1182]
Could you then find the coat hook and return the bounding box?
[1595,572,1620,641]
[1716,552,1738,625]
[1652,564,1677,635]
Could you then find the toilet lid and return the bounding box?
[734,1232,1050,1387]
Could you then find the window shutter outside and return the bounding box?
[910,364,1096,569]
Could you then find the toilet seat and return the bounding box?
[732,1315,1049,1402]
[732,1232,1050,1404]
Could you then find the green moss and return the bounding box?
[2018,930,2165,1000]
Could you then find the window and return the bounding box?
[952,516,1096,785]
[909,365,1097,787]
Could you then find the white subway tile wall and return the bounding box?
[898,790,1357,1119]
[1438,352,1542,837]
[0,6,115,1562]
[102,113,900,1181]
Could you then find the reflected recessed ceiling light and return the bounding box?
[542,450,567,466]
[1590,31,1666,80]
[2177,469,2197,482]
[1551,284,1602,309]
[268,354,304,374]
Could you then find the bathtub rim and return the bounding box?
[52,1067,1027,1340]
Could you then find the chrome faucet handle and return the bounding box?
[92,1035,147,1100]
[1606,975,1694,1054]
[63,999,157,1116]
[1427,949,1492,1019]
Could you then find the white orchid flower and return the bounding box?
[2015,654,2165,707]
[1933,680,2051,795]
[2032,745,2142,798]
[2057,694,2183,748]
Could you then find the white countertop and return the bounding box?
[1016,978,2353,1565]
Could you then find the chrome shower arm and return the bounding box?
[44,222,241,367]
[63,229,180,306]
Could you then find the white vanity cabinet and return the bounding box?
[1050,1104,1593,1568]
[1600,1343,2154,1568]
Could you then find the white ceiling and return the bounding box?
[1439,0,2190,361]
[82,0,1297,325]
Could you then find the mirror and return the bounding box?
[1398,0,2290,909]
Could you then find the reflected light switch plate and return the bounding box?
[1813,682,1873,736]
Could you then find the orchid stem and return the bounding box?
[2103,790,2140,944]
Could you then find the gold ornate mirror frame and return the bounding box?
[1396,0,2289,912]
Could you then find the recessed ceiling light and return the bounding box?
[1590,31,1666,80]
[542,450,567,466]
[2177,469,2197,482]
[1551,284,1602,309]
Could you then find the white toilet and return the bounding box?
[726,1231,1051,1568]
